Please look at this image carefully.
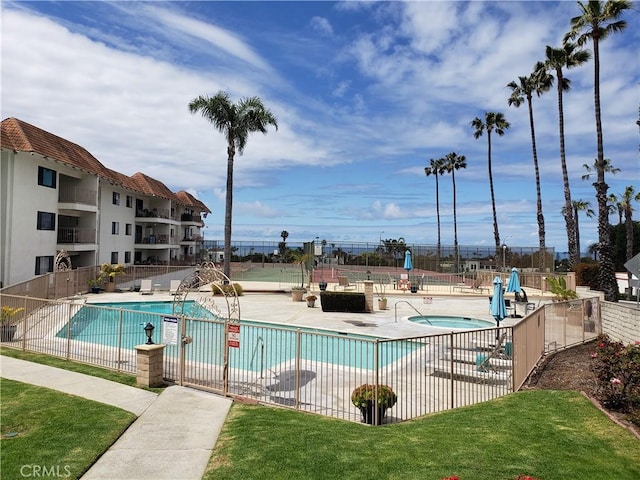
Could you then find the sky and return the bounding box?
[2,1,639,254]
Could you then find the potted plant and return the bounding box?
[291,286,305,302]
[378,296,388,310]
[351,383,397,425]
[87,277,102,294]
[100,263,125,292]
[306,294,317,308]
[1,305,24,342]
[375,282,388,310]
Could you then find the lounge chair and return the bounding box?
[334,276,356,291]
[169,279,181,295]
[139,279,153,295]
[477,332,510,373]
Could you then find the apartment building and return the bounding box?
[0,117,210,287]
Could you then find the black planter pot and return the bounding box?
[359,402,387,425]
[319,282,328,291]
[90,286,101,294]
[410,285,418,293]
[1,325,17,342]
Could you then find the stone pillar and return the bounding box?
[135,344,165,388]
[363,280,374,313]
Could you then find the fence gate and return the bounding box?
[167,262,240,394]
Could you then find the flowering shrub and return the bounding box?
[591,334,640,419]
[351,384,397,409]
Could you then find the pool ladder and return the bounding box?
[394,300,432,325]
[249,336,265,379]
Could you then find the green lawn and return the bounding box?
[3,349,639,480]
[206,391,640,480]
[1,378,135,479]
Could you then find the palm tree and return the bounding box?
[619,186,640,296]
[582,158,620,181]
[507,64,553,272]
[470,112,510,271]
[571,200,595,259]
[443,152,467,273]
[565,0,630,302]
[425,157,446,272]
[584,158,620,224]
[279,230,289,255]
[189,91,278,279]
[543,43,590,267]
[608,193,624,224]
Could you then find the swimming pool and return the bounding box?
[58,301,420,371]
[408,315,495,329]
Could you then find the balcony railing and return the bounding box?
[58,186,97,206]
[57,227,96,244]
[136,208,176,220]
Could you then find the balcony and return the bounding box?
[57,227,96,244]
[58,186,97,210]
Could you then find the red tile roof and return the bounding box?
[176,190,211,213]
[1,117,210,211]
[1,117,112,178]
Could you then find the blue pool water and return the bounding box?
[58,301,419,371]
[408,315,495,329]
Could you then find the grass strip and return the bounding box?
[1,347,164,392]
[205,390,640,480]
[1,378,135,479]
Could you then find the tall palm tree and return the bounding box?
[425,157,446,272]
[507,64,553,272]
[443,152,467,273]
[189,91,278,279]
[565,0,630,302]
[572,200,595,259]
[619,186,640,294]
[543,43,590,268]
[470,112,510,271]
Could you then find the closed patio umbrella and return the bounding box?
[490,276,506,338]
[506,267,521,293]
[403,250,413,271]
[506,267,522,317]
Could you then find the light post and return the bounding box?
[502,244,507,273]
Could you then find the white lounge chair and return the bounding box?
[139,279,153,295]
[169,279,181,295]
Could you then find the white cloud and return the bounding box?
[310,16,334,36]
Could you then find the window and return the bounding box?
[38,166,56,188]
[125,223,132,235]
[126,195,133,208]
[37,211,56,230]
[124,251,131,264]
[111,222,119,235]
[111,252,118,264]
[35,256,54,275]
[112,192,120,205]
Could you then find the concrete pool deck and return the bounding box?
[84,280,553,338]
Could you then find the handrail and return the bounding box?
[394,300,432,324]
[249,335,265,379]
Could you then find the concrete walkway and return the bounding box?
[1,357,232,480]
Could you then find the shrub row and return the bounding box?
[320,291,366,312]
